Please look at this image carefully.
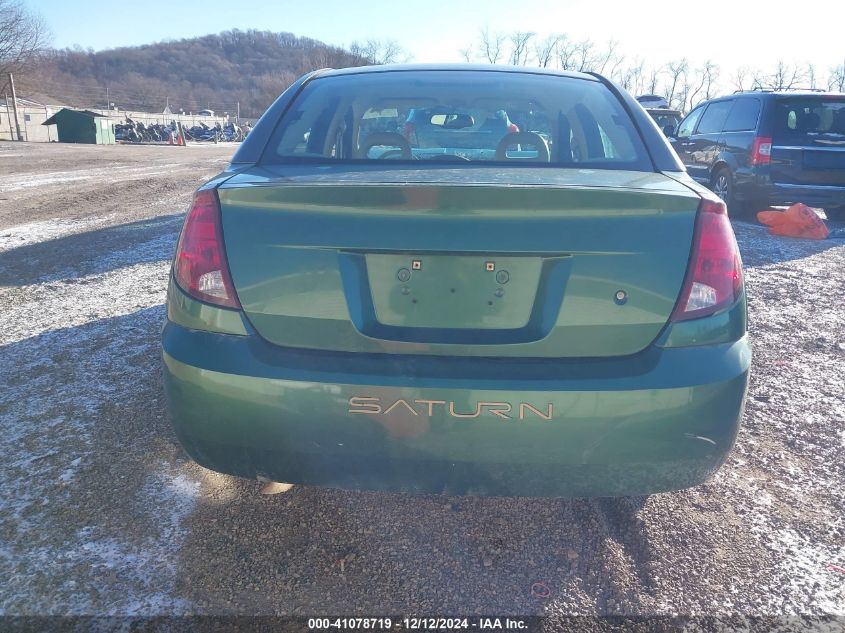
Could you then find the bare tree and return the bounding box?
[828,60,845,91]
[749,67,768,90]
[574,39,595,72]
[556,35,578,70]
[731,66,754,91]
[685,69,705,110]
[460,29,845,100]
[702,61,720,100]
[645,66,662,94]
[664,59,689,110]
[687,60,719,108]
[360,39,408,65]
[0,0,50,74]
[806,63,817,89]
[677,77,693,112]
[607,53,626,79]
[348,41,364,61]
[533,34,560,68]
[478,27,505,64]
[615,58,645,95]
[594,39,621,75]
[768,60,806,90]
[508,31,535,66]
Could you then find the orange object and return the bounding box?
[757,203,829,240]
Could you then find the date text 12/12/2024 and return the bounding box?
[307,617,529,630]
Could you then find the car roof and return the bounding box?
[314,63,599,82]
[691,91,845,110]
[733,90,845,99]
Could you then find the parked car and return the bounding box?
[163,65,750,497]
[668,90,845,218]
[636,94,670,109]
[197,109,214,117]
[636,95,683,135]
[645,108,683,136]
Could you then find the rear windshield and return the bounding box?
[262,70,652,171]
[648,111,681,130]
[773,97,845,145]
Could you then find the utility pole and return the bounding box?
[8,73,23,141]
[106,85,109,110]
[4,93,14,140]
[236,101,240,124]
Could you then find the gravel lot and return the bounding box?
[0,141,843,623]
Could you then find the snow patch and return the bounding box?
[0,215,118,252]
[0,164,185,194]
[0,213,201,614]
[0,172,96,192]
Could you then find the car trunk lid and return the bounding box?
[218,167,701,358]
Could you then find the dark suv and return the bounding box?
[669,90,845,219]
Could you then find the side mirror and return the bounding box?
[662,125,677,137]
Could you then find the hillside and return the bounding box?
[16,30,370,119]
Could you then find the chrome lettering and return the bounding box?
[519,403,554,421]
[414,399,446,416]
[448,401,482,418]
[348,396,381,415]
[347,397,553,420]
[383,399,419,416]
[481,402,512,419]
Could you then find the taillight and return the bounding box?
[174,189,241,309]
[671,198,743,321]
[750,136,772,165]
[507,123,519,134]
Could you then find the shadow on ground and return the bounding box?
[0,305,195,613]
[0,214,183,286]
[174,480,657,616]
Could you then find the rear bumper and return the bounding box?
[739,177,845,209]
[162,322,751,497]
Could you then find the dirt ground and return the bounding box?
[0,141,843,624]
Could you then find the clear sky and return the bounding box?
[27,0,845,78]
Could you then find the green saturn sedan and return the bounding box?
[162,65,750,497]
